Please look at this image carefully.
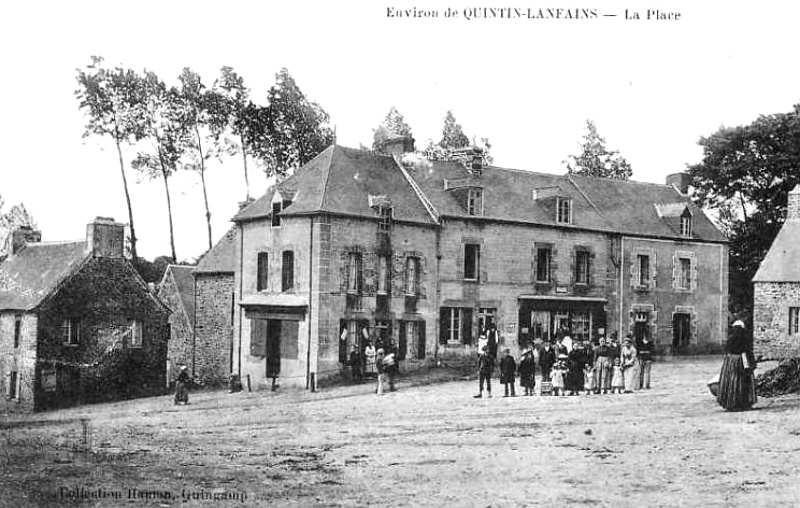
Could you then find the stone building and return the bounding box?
[157,264,195,386]
[753,184,800,359]
[230,141,729,391]
[192,228,237,386]
[0,218,171,413]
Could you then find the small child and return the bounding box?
[610,358,624,394]
[584,364,596,396]
[499,348,517,397]
[551,358,566,397]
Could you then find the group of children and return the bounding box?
[474,334,653,398]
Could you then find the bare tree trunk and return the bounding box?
[160,166,177,262]
[195,126,213,250]
[114,137,138,261]
[240,133,250,200]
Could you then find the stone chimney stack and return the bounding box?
[666,172,691,195]
[379,134,415,156]
[86,217,125,258]
[788,184,800,221]
[11,225,41,255]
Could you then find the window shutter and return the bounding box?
[281,321,299,360]
[363,252,377,295]
[418,323,426,359]
[462,308,473,345]
[250,319,267,357]
[439,309,449,345]
[398,321,407,360]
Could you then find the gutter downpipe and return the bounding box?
[237,225,244,378]
[306,216,314,390]
[434,218,443,364]
[618,235,625,341]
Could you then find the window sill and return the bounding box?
[62,343,79,347]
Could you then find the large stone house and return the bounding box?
[753,184,800,359]
[0,218,171,413]
[230,141,729,391]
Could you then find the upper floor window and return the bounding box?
[790,307,799,337]
[467,188,483,216]
[346,252,363,294]
[680,212,692,237]
[557,197,572,224]
[130,320,143,348]
[575,250,590,285]
[536,246,552,283]
[678,257,692,290]
[61,319,79,346]
[378,206,393,233]
[464,244,480,281]
[405,256,420,295]
[377,256,390,294]
[257,252,269,291]
[638,254,651,286]
[282,250,294,291]
[13,314,21,348]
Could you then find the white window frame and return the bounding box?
[680,213,692,237]
[377,255,389,294]
[678,257,692,290]
[467,188,483,216]
[346,252,363,294]
[130,320,143,348]
[405,256,420,296]
[444,308,467,344]
[536,247,552,283]
[790,307,800,337]
[556,197,572,224]
[638,254,650,286]
[575,249,590,285]
[62,319,79,346]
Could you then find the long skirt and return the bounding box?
[174,381,189,404]
[622,364,637,392]
[717,353,756,411]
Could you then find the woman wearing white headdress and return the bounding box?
[717,320,757,411]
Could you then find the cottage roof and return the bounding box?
[752,219,800,283]
[196,227,237,274]
[0,241,90,311]
[162,265,196,328]
[230,144,726,243]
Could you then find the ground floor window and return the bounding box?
[439,307,473,345]
[789,307,799,336]
[399,321,426,360]
[7,371,19,399]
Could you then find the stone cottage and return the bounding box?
[229,140,728,392]
[0,218,171,413]
[753,184,800,359]
[157,264,195,386]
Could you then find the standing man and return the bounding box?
[637,334,654,389]
[487,323,499,359]
[474,346,495,398]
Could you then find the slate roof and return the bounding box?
[753,185,800,282]
[163,265,196,328]
[196,227,237,274]
[233,146,435,225]
[231,144,727,243]
[0,241,90,311]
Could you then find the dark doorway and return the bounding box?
[633,311,650,343]
[266,320,282,379]
[672,313,691,349]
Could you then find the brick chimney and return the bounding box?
[86,217,125,258]
[666,172,691,194]
[379,134,415,156]
[11,225,41,255]
[788,184,800,221]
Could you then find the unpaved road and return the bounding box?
[1,357,799,507]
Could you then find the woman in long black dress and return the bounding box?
[717,320,757,411]
[566,342,588,395]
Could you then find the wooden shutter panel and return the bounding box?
[250,319,267,357]
[439,308,449,345]
[462,308,473,345]
[418,323,426,360]
[281,321,299,360]
[398,321,407,360]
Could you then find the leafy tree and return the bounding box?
[440,110,470,149]
[213,66,255,199]
[75,56,146,260]
[254,68,336,176]
[687,105,800,317]
[132,71,191,262]
[177,68,215,251]
[0,197,37,258]
[372,106,413,151]
[565,120,633,180]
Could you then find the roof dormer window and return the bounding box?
[557,197,572,224]
[680,210,692,237]
[271,193,293,228]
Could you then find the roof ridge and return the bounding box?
[318,145,336,212]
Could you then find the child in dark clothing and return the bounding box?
[474,346,495,398]
[499,348,517,397]
[518,349,536,396]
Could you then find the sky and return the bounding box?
[1,0,799,261]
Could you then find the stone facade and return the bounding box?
[157,266,194,387]
[194,273,235,385]
[753,283,800,359]
[0,313,37,413]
